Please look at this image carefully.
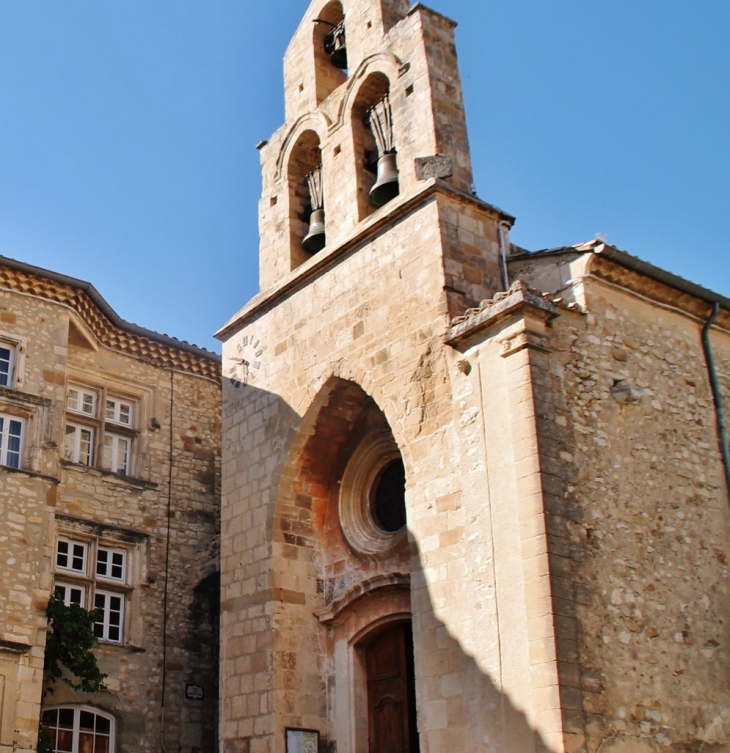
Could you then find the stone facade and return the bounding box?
[0,257,221,753]
[217,2,730,753]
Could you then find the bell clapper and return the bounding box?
[302,166,326,254]
[367,95,400,208]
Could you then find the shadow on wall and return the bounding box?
[222,373,728,753]
[406,535,551,753]
[220,377,553,753]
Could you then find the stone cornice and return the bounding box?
[215,178,514,340]
[589,255,730,330]
[0,257,221,380]
[445,281,560,349]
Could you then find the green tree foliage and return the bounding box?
[37,723,53,753]
[43,592,107,695]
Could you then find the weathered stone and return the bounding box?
[0,262,221,753]
[415,154,454,180]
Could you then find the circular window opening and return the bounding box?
[370,459,406,533]
[339,429,407,559]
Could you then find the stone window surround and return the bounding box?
[63,376,147,479]
[0,388,50,474]
[53,534,131,645]
[0,329,27,390]
[338,428,408,559]
[53,516,149,649]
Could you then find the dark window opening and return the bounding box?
[370,459,406,533]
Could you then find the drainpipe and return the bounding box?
[498,221,510,291]
[702,303,730,502]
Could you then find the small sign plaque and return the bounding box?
[285,728,319,753]
[185,684,204,701]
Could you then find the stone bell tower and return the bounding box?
[215,1,574,752]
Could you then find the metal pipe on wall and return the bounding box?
[702,303,730,503]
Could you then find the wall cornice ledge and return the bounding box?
[215,179,514,341]
[445,281,560,350]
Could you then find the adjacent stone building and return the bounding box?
[0,256,221,753]
[216,2,730,753]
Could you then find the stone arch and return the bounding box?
[334,52,401,129]
[313,0,347,104]
[271,374,414,582]
[268,375,414,744]
[294,359,407,450]
[274,112,330,181]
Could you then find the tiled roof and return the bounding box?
[0,256,221,380]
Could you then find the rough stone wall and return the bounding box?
[0,282,221,753]
[547,280,730,753]
[0,472,55,753]
[0,289,69,753]
[54,341,221,753]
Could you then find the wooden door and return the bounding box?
[366,622,419,753]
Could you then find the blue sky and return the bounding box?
[1,1,728,353]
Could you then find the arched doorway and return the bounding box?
[365,621,420,753]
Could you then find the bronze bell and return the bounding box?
[324,22,347,70]
[369,152,400,208]
[302,208,326,254]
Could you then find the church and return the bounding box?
[215,1,730,752]
[0,1,728,752]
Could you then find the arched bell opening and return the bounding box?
[313,1,348,104]
[287,129,325,268]
[351,72,400,221]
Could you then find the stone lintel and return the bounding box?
[0,386,53,410]
[55,513,151,543]
[0,466,59,486]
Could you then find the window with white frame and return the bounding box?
[54,581,86,607]
[96,546,126,582]
[64,422,94,466]
[102,433,130,475]
[41,706,114,753]
[0,413,24,468]
[65,384,137,476]
[67,386,97,417]
[0,341,14,388]
[56,537,88,574]
[53,536,129,645]
[93,590,124,643]
[105,397,133,427]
